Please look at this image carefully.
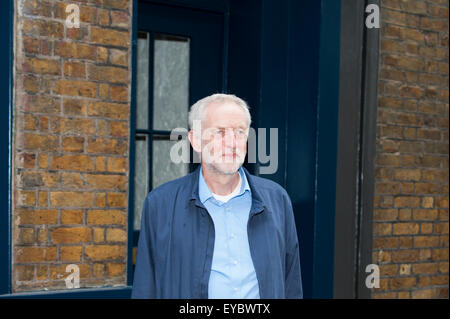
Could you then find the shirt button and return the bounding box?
[225,207,230,212]
[230,233,235,239]
[233,260,238,265]
[234,288,239,292]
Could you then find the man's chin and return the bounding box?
[206,161,242,175]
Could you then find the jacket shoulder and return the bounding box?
[247,173,289,198]
[144,171,195,205]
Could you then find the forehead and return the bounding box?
[203,101,248,127]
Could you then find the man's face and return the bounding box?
[192,101,249,175]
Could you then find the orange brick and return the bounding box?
[97,119,109,136]
[61,210,83,225]
[374,237,399,249]
[392,249,419,263]
[416,183,440,194]
[93,228,105,243]
[51,227,91,243]
[394,196,421,208]
[49,191,95,207]
[17,190,36,207]
[393,223,420,235]
[17,152,36,169]
[52,118,96,135]
[412,289,437,299]
[107,157,127,173]
[109,122,128,137]
[62,136,85,153]
[61,172,83,189]
[22,133,59,152]
[16,264,35,281]
[87,210,126,225]
[84,245,126,261]
[55,42,96,60]
[420,223,434,234]
[63,98,86,116]
[99,83,109,99]
[374,209,398,221]
[399,236,413,248]
[412,263,439,275]
[87,137,127,155]
[19,228,34,244]
[98,9,110,26]
[53,80,97,98]
[18,209,58,225]
[60,246,82,262]
[394,169,421,181]
[20,170,58,188]
[434,222,449,234]
[87,101,129,119]
[95,193,107,208]
[49,155,95,172]
[390,277,417,290]
[85,174,127,191]
[23,57,60,75]
[23,19,64,38]
[106,263,125,276]
[106,228,126,242]
[20,95,61,114]
[16,246,57,263]
[107,193,127,208]
[64,61,86,78]
[432,248,449,261]
[431,275,448,285]
[109,49,128,66]
[38,191,48,207]
[93,263,105,277]
[90,27,130,47]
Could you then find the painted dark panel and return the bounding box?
[229,0,341,299]
[312,0,341,298]
[228,0,262,175]
[256,0,290,186]
[285,0,321,299]
[0,0,13,295]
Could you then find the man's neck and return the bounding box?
[202,165,241,196]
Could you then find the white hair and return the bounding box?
[188,93,251,130]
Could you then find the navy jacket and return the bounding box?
[131,166,303,299]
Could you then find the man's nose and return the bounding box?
[223,129,237,148]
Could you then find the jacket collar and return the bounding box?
[189,165,265,215]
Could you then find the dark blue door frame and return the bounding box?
[1,0,13,296]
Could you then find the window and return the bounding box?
[132,31,191,261]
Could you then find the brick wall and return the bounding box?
[13,0,132,292]
[372,0,449,298]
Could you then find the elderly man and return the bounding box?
[132,94,303,299]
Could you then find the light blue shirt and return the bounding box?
[199,166,260,299]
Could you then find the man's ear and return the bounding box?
[188,130,202,154]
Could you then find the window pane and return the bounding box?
[153,34,190,131]
[136,32,149,130]
[133,134,149,230]
[152,137,189,189]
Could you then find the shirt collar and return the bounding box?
[198,165,250,204]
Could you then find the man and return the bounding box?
[132,94,303,299]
